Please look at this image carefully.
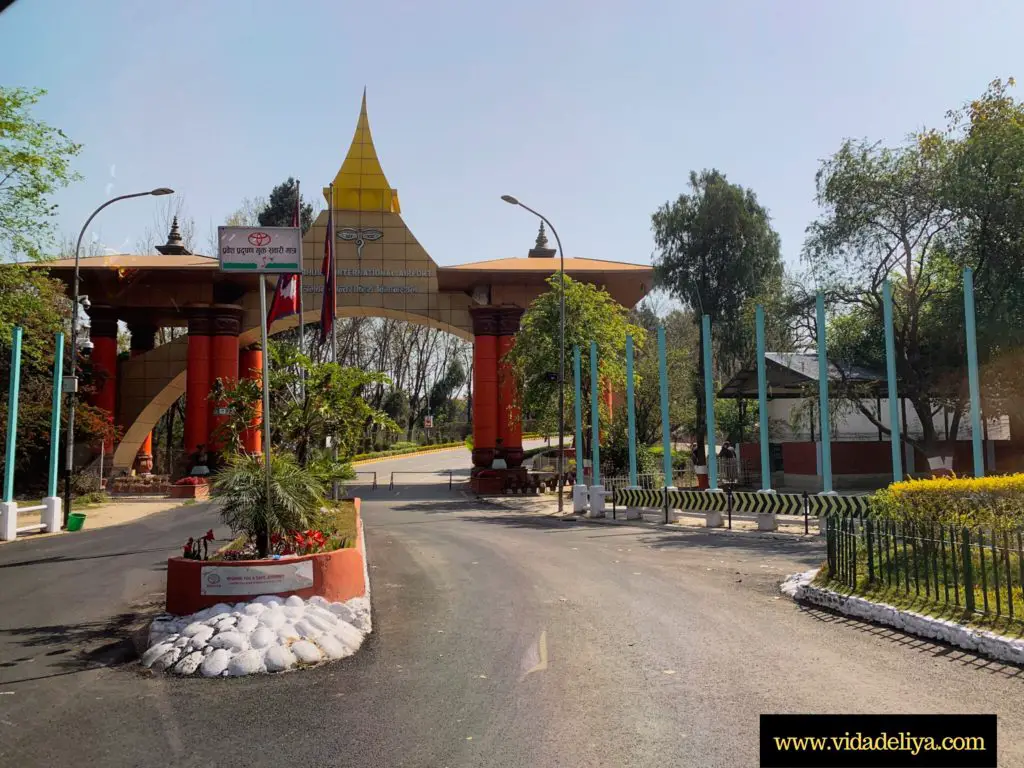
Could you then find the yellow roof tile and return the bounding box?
[324,90,402,213]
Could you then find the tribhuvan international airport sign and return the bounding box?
[218,226,302,273]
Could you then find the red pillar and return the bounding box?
[496,307,525,468]
[208,307,242,453]
[129,323,157,473]
[184,311,211,458]
[87,310,119,453]
[239,346,262,454]
[470,307,499,469]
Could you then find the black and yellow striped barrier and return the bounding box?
[613,486,873,519]
[729,491,803,515]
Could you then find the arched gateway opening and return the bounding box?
[42,93,652,486]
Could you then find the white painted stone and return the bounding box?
[243,603,267,616]
[151,647,182,672]
[209,631,247,651]
[308,595,329,608]
[182,622,209,637]
[188,626,215,648]
[285,595,304,607]
[327,602,356,623]
[258,609,286,629]
[173,636,191,648]
[201,649,232,677]
[305,606,338,625]
[283,605,305,619]
[291,640,322,664]
[316,634,350,660]
[174,651,204,675]
[264,645,297,672]
[214,617,237,632]
[236,615,259,634]
[333,621,365,651]
[227,649,264,676]
[276,624,301,642]
[250,626,276,649]
[142,642,175,668]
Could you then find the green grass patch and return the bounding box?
[352,441,464,462]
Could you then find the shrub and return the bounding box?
[871,474,1024,531]
[212,452,326,556]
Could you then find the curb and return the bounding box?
[782,569,1024,666]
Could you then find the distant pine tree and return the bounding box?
[258,177,314,235]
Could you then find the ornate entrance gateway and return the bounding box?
[43,92,652,487]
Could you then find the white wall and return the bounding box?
[766,398,1009,442]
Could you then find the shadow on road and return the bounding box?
[0,545,177,570]
[797,604,1024,679]
[0,610,149,685]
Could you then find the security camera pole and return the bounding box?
[63,188,174,526]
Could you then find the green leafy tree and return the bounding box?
[257,177,314,234]
[213,339,399,471]
[0,87,82,261]
[506,275,646,456]
[652,169,784,462]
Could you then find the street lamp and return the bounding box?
[501,195,567,515]
[63,188,175,525]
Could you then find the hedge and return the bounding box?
[352,441,465,462]
[871,474,1024,531]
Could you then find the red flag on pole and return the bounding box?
[320,204,336,345]
[267,181,304,327]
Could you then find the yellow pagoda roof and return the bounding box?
[325,89,401,213]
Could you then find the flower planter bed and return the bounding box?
[165,499,364,616]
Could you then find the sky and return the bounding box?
[2,0,1024,276]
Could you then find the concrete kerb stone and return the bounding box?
[781,569,1024,667]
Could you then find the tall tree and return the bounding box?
[0,87,82,261]
[507,275,646,454]
[651,169,783,462]
[258,177,314,234]
[803,135,961,457]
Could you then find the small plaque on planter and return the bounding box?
[200,561,314,596]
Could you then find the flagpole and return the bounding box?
[328,182,339,500]
[258,274,273,553]
[296,179,305,401]
[329,182,337,366]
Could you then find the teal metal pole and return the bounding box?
[48,332,65,499]
[573,345,584,485]
[589,341,601,486]
[625,334,637,486]
[702,315,718,490]
[4,327,23,503]
[755,305,771,491]
[816,293,833,492]
[658,327,672,487]
[964,267,984,477]
[882,281,902,482]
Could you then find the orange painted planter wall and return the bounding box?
[165,499,366,616]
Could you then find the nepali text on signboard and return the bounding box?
[218,226,302,274]
[200,560,315,596]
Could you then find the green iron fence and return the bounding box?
[827,514,1024,621]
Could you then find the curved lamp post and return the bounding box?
[63,187,175,525]
[500,195,566,514]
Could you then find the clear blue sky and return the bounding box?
[2,0,1022,272]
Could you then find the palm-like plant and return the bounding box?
[212,451,325,557]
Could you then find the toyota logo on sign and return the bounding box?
[248,231,272,247]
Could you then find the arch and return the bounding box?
[111,306,472,470]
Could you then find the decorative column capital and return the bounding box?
[209,304,243,337]
[88,307,119,338]
[469,306,500,336]
[186,306,211,337]
[128,322,157,354]
[496,306,525,336]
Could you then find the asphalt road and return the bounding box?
[2,446,1024,767]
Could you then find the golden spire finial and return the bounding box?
[325,89,401,213]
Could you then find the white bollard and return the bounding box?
[623,486,641,520]
[587,485,606,518]
[705,488,725,528]
[572,484,590,514]
[42,496,62,532]
[0,501,17,541]
[662,486,678,523]
[756,488,778,531]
